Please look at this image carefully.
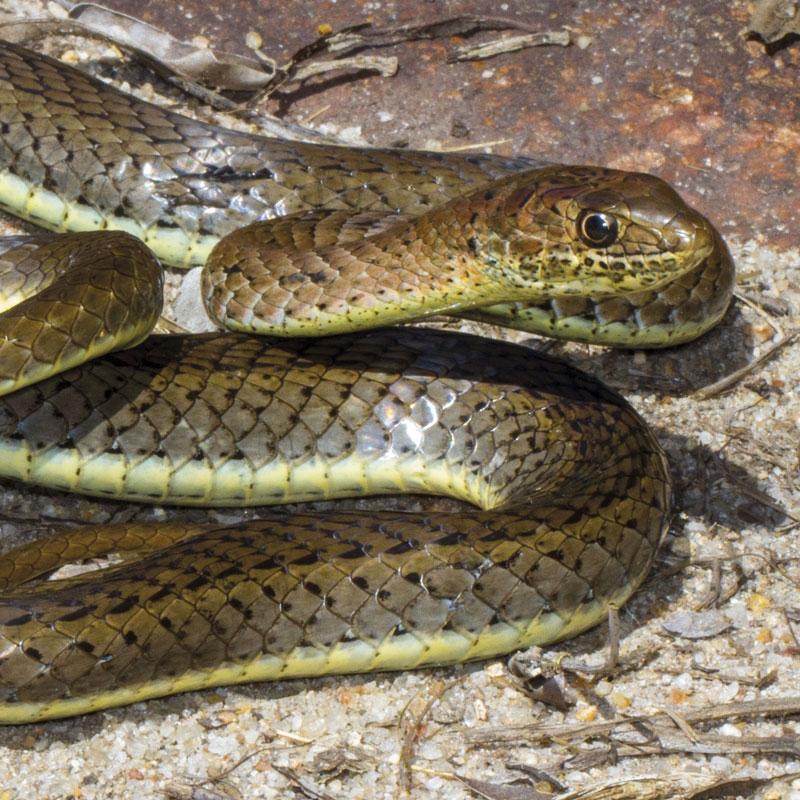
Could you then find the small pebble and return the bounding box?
[594,680,613,697]
[663,610,731,639]
[697,430,713,445]
[609,691,631,708]
[671,672,693,690]
[709,756,734,775]
[245,31,263,49]
[747,593,770,614]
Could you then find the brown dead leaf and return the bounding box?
[448,30,570,62]
[457,775,553,800]
[749,0,800,45]
[0,4,274,90]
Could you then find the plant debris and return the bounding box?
[749,0,800,45]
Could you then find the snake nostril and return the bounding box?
[672,213,713,257]
[670,227,694,252]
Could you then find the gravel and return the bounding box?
[0,6,799,799]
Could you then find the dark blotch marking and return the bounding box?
[431,533,462,547]
[108,596,139,615]
[339,547,368,560]
[184,575,211,592]
[385,539,417,556]
[58,606,95,623]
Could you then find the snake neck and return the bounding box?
[202,191,541,336]
[202,166,724,338]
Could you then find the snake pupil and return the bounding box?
[578,211,618,248]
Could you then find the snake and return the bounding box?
[0,40,734,724]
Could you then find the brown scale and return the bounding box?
[0,39,735,723]
[0,330,671,715]
[0,41,542,242]
[0,232,162,395]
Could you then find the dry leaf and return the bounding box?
[0,4,274,90]
[448,30,570,62]
[457,775,553,800]
[662,609,731,639]
[749,0,800,44]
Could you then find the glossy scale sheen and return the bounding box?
[0,40,733,723]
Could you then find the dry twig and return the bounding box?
[696,329,798,399]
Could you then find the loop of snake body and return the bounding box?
[0,41,734,723]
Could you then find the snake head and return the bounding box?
[476,165,716,298]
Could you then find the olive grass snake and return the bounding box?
[0,40,733,723]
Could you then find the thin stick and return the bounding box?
[696,329,798,399]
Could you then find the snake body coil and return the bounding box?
[0,41,733,723]
[0,331,670,723]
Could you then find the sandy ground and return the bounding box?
[0,2,799,799]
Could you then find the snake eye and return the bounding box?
[577,211,618,248]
